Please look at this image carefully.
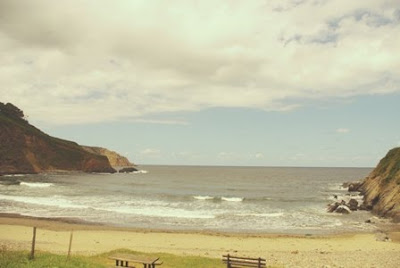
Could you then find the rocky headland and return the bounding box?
[328,147,400,223]
[0,102,126,175]
[360,147,400,222]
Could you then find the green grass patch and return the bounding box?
[0,247,227,268]
[0,247,106,268]
[101,249,225,268]
[1,247,280,268]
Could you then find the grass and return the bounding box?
[374,147,400,184]
[0,247,105,268]
[0,247,229,268]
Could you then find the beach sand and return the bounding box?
[1,215,400,268]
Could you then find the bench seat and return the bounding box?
[222,254,266,268]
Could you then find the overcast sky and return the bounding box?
[1,0,400,167]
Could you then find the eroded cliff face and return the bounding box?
[0,102,116,174]
[361,148,400,222]
[82,146,134,167]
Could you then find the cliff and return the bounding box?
[361,147,400,222]
[0,102,116,174]
[81,146,134,167]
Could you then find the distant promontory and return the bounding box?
[0,102,133,175]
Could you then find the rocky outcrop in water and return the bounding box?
[0,102,116,175]
[119,167,139,173]
[360,147,400,222]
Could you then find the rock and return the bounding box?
[119,167,139,173]
[348,182,362,192]
[348,199,359,211]
[82,158,116,173]
[82,146,135,167]
[0,102,117,175]
[360,147,400,222]
[327,202,340,213]
[335,205,351,214]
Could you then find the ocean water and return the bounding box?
[0,166,375,234]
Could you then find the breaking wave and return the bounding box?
[20,182,54,188]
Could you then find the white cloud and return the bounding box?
[255,152,264,159]
[1,0,399,124]
[139,148,162,158]
[336,128,350,133]
[131,118,189,125]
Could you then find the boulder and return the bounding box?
[327,202,340,213]
[348,182,362,192]
[348,199,359,211]
[335,205,351,214]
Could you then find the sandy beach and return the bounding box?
[1,215,399,268]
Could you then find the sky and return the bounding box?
[1,0,400,167]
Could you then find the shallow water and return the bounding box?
[0,166,374,234]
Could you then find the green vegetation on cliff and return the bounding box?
[0,102,116,175]
[371,147,400,184]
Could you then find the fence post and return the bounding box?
[29,227,37,260]
[67,231,74,260]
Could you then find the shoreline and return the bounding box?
[2,212,399,238]
[1,213,400,267]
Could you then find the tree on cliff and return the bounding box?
[0,102,26,121]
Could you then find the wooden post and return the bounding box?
[29,227,37,260]
[67,231,73,260]
[258,257,261,268]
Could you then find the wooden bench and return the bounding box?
[222,254,266,268]
[109,254,163,268]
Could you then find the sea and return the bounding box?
[0,166,376,234]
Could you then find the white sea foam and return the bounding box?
[0,194,87,209]
[3,174,25,177]
[221,197,244,202]
[193,195,214,200]
[134,170,148,174]
[20,182,54,188]
[105,205,215,219]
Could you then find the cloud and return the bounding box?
[1,0,399,124]
[131,118,189,125]
[336,128,350,133]
[139,148,162,158]
[255,152,264,159]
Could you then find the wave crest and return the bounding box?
[221,197,244,202]
[20,182,54,188]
